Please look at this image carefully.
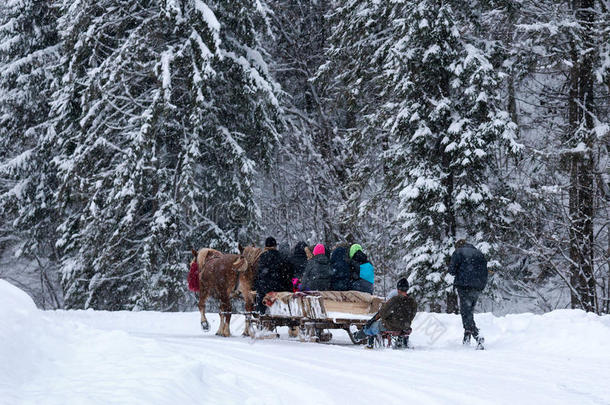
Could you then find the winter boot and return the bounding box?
[472,329,484,350]
[366,336,375,349]
[352,329,367,342]
[463,331,472,345]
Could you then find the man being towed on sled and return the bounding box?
[353,278,417,346]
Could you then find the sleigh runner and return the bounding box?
[247,290,385,343]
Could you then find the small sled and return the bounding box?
[355,329,413,350]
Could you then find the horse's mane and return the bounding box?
[232,256,248,272]
[242,246,263,269]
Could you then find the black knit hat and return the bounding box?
[265,236,277,248]
[397,278,409,292]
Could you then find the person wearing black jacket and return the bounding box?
[254,237,293,313]
[278,242,291,260]
[330,246,351,291]
[449,239,488,344]
[301,244,333,291]
[288,241,308,280]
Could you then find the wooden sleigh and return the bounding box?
[247,290,384,344]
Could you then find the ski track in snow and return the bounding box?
[1,280,610,405]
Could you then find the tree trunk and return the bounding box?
[438,66,459,314]
[567,0,598,313]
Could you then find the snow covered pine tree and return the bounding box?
[324,0,520,310]
[0,0,62,307]
[47,0,281,310]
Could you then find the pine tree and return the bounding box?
[324,0,520,307]
[48,0,281,309]
[505,0,610,313]
[0,0,59,245]
[0,0,62,307]
[321,1,408,292]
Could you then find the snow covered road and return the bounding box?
[2,280,609,405]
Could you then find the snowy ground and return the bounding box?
[2,280,610,405]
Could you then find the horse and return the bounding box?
[190,247,257,337]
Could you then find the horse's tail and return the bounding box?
[191,248,223,292]
[197,248,222,269]
[188,249,200,292]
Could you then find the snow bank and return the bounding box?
[0,279,45,391]
[2,279,610,404]
[408,310,610,357]
[0,280,208,404]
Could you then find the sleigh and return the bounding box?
[247,290,384,344]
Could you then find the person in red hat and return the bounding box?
[301,243,333,291]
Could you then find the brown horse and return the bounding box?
[191,247,256,337]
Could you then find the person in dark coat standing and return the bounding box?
[288,241,308,291]
[277,241,294,291]
[448,239,488,344]
[330,246,351,291]
[254,237,292,314]
[301,244,333,291]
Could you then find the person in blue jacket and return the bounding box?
[449,239,488,344]
[349,244,374,294]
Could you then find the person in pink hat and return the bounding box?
[300,243,333,291]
